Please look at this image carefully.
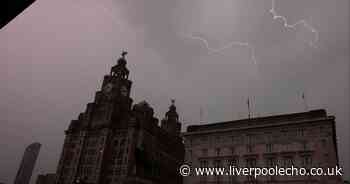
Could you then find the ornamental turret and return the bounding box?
[161,99,181,136]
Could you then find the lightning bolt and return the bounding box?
[183,34,258,65]
[269,0,319,47]
[182,0,319,64]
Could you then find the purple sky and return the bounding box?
[0,0,349,183]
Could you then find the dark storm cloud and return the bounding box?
[0,0,349,183]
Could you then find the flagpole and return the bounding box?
[247,97,251,119]
[200,106,203,124]
[302,92,308,111]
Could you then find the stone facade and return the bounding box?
[55,52,184,184]
[183,110,343,184]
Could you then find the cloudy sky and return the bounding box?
[0,0,349,183]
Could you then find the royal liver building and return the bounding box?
[55,52,184,184]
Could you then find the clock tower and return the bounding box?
[91,51,133,128]
[56,51,185,184]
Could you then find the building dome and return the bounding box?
[133,100,154,117]
[165,99,179,120]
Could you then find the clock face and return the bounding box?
[120,86,128,96]
[103,83,113,93]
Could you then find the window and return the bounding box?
[200,160,208,168]
[62,167,70,175]
[87,148,96,155]
[298,128,305,136]
[247,145,253,153]
[281,130,288,137]
[227,158,239,184]
[114,140,119,146]
[199,176,207,183]
[213,160,222,183]
[117,150,123,158]
[83,166,93,175]
[114,168,121,175]
[266,157,276,167]
[200,136,208,142]
[266,143,273,152]
[105,178,111,184]
[284,143,291,151]
[231,136,235,143]
[216,148,221,156]
[320,126,324,133]
[283,157,294,167]
[301,155,312,167]
[120,139,126,147]
[121,168,127,175]
[64,151,74,163]
[68,143,75,149]
[199,161,208,183]
[246,158,256,167]
[117,159,123,165]
[246,175,257,183]
[87,139,98,147]
[214,160,222,168]
[228,158,239,167]
[202,149,208,157]
[84,156,96,165]
[324,153,329,160]
[302,141,308,150]
[188,150,193,158]
[216,136,221,143]
[247,135,253,144]
[230,147,235,155]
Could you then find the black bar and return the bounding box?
[0,0,36,29]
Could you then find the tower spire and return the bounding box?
[161,99,181,135]
[166,99,178,121]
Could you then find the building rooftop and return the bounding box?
[185,109,334,134]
